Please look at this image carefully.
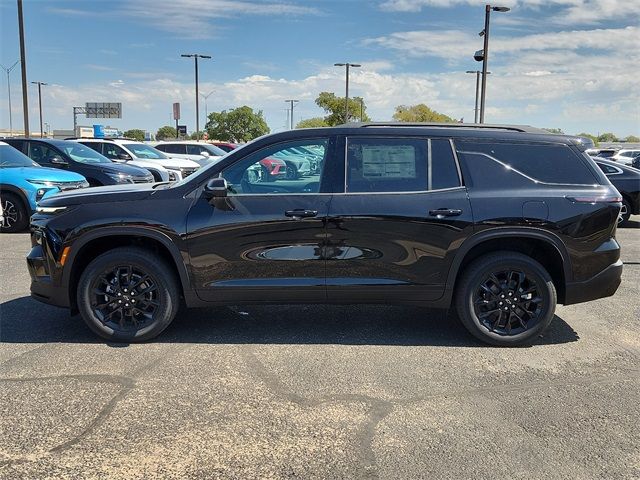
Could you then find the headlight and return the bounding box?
[26,179,55,187]
[166,168,182,181]
[35,206,67,214]
[106,173,134,184]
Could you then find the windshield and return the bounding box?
[0,145,40,167]
[60,143,111,163]
[126,143,168,159]
[201,144,227,156]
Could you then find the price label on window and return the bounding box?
[361,145,416,179]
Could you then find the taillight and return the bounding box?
[566,195,622,204]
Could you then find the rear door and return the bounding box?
[326,135,473,303]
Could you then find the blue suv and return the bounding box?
[0,141,88,232]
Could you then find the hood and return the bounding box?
[0,166,86,182]
[164,157,201,168]
[98,162,151,177]
[38,182,157,207]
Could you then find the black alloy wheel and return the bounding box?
[77,247,179,342]
[456,251,556,346]
[618,199,631,225]
[0,193,28,233]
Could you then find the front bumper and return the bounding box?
[563,259,623,305]
[27,244,69,308]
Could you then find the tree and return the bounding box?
[205,106,269,142]
[123,129,145,141]
[624,135,640,143]
[156,126,177,140]
[296,117,329,129]
[576,132,599,147]
[392,104,456,123]
[315,92,370,126]
[543,128,564,134]
[597,132,618,143]
[190,131,206,140]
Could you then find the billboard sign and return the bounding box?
[85,102,122,118]
[177,125,187,136]
[173,102,180,121]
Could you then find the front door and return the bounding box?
[326,135,474,303]
[187,137,335,303]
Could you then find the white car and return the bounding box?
[152,141,226,167]
[611,149,640,166]
[73,138,200,181]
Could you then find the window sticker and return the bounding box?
[361,145,416,178]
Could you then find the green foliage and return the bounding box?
[542,128,564,134]
[624,135,640,143]
[190,131,206,140]
[597,132,618,143]
[296,117,329,129]
[576,132,599,147]
[392,104,456,123]
[205,106,270,142]
[156,126,177,140]
[123,129,145,141]
[315,92,370,125]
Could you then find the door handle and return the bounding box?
[429,208,462,218]
[285,209,318,218]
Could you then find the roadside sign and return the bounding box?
[173,103,180,121]
[177,125,187,136]
[85,102,122,118]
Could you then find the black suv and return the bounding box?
[27,124,623,346]
[4,138,154,186]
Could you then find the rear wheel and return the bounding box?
[455,252,556,346]
[0,193,29,233]
[619,199,631,225]
[77,247,180,342]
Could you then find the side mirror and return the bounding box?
[118,153,132,160]
[50,156,68,166]
[203,177,228,199]
[200,151,210,157]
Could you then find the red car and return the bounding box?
[209,142,238,153]
[209,142,284,180]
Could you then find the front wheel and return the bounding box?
[77,247,180,342]
[1,193,29,233]
[455,252,557,346]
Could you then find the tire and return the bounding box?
[619,199,631,226]
[455,251,557,347]
[76,247,180,342]
[261,165,276,182]
[1,192,29,233]
[285,163,299,180]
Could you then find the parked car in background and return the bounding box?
[0,141,88,232]
[611,149,640,166]
[28,123,623,346]
[153,141,227,166]
[3,138,154,186]
[593,158,640,225]
[68,138,199,181]
[69,139,170,182]
[209,142,239,153]
[585,148,617,159]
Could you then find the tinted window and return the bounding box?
[456,141,597,185]
[160,144,185,155]
[28,142,60,165]
[58,143,110,163]
[126,143,167,159]
[222,139,328,195]
[186,144,207,155]
[430,139,460,190]
[101,143,128,160]
[596,162,619,175]
[80,142,103,154]
[4,139,26,153]
[0,144,39,167]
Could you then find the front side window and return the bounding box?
[345,137,460,193]
[186,144,208,155]
[126,143,168,159]
[102,143,128,159]
[222,138,328,195]
[28,143,61,164]
[59,143,110,163]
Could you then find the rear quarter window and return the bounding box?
[456,141,597,185]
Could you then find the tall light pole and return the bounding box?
[181,53,211,140]
[478,5,510,124]
[466,70,491,124]
[31,81,47,137]
[17,0,29,136]
[199,90,214,131]
[285,99,298,129]
[1,61,19,136]
[334,62,361,123]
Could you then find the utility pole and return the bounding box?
[334,62,361,123]
[181,54,211,140]
[31,81,47,137]
[466,70,490,123]
[285,99,298,129]
[1,61,19,136]
[17,0,29,136]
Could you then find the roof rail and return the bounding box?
[340,122,548,134]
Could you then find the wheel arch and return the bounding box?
[447,229,570,304]
[0,184,31,212]
[64,227,192,312]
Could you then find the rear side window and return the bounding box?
[456,141,597,185]
[160,144,185,154]
[345,137,460,193]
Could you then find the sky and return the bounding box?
[0,0,638,137]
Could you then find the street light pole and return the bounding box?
[334,62,361,123]
[285,99,298,129]
[200,90,214,131]
[17,0,29,136]
[31,81,47,137]
[466,70,491,123]
[1,61,19,136]
[478,5,509,124]
[181,53,211,140]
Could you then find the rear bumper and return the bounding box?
[27,245,69,308]
[563,259,623,305]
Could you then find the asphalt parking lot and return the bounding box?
[1,219,638,479]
